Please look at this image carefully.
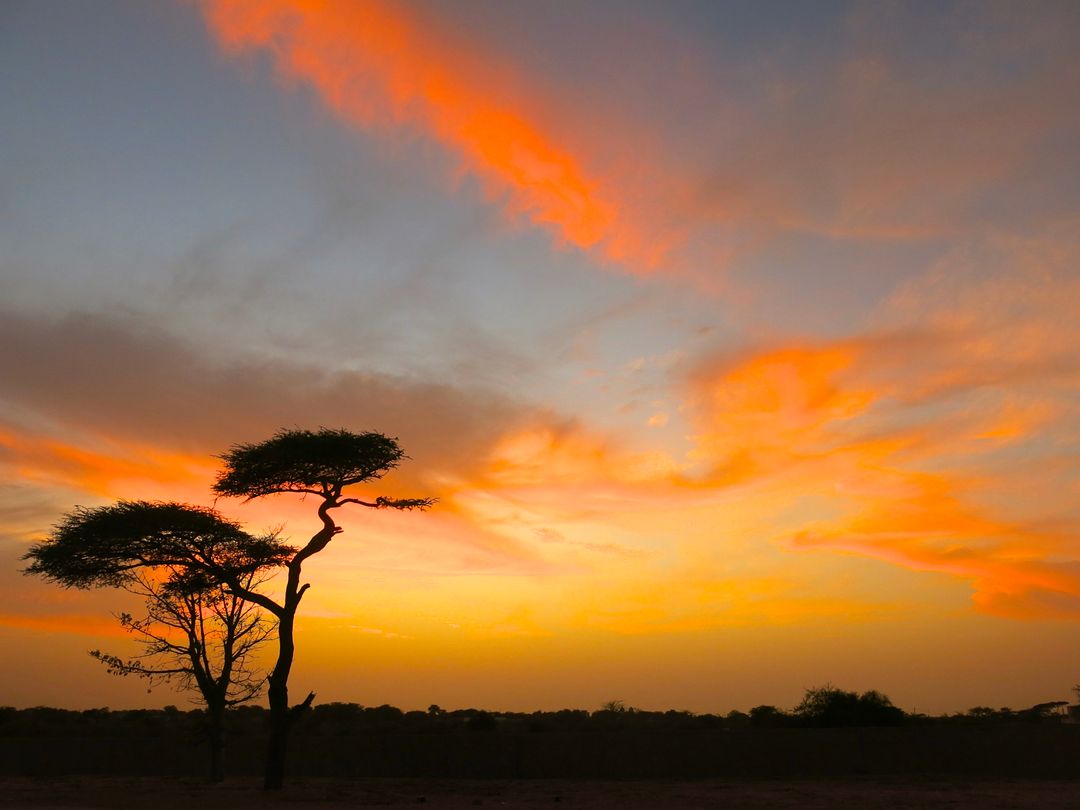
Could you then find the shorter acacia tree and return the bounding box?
[24,501,292,781]
[90,569,273,781]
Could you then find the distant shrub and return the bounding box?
[748,705,790,727]
[725,710,750,727]
[794,685,905,727]
[466,711,497,732]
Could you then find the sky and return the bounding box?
[1,0,1079,715]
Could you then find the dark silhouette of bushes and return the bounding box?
[794,685,906,727]
[3,696,1080,780]
[5,692,1073,743]
[748,705,791,727]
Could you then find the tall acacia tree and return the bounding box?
[23,502,292,780]
[211,428,434,790]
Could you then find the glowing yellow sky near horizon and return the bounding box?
[6,256,1079,636]
[3,0,1080,715]
[5,187,1080,714]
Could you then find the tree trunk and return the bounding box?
[264,678,290,789]
[263,612,295,790]
[264,504,334,789]
[207,704,225,783]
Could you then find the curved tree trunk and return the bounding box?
[263,612,295,790]
[262,499,339,789]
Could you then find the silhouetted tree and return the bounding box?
[724,709,750,727]
[748,704,789,727]
[90,569,273,781]
[211,428,433,789]
[24,502,291,589]
[23,502,289,780]
[794,684,905,727]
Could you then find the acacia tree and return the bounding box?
[210,428,433,790]
[25,502,292,590]
[23,502,293,779]
[90,568,273,782]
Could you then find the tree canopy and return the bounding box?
[23,501,294,591]
[213,428,430,505]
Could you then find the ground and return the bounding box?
[2,777,1077,809]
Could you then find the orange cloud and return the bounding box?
[0,424,216,500]
[688,344,876,484]
[193,0,1080,288]
[484,424,679,490]
[200,0,667,269]
[684,322,1080,619]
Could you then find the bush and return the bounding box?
[794,685,906,727]
[748,705,790,727]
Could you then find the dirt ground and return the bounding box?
[2,776,1078,809]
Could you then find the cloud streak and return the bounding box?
[200,0,675,270]
[682,233,1080,618]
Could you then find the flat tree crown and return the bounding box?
[213,428,408,499]
[23,501,293,590]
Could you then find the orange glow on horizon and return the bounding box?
[0,612,130,639]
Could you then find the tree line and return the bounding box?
[0,693,1071,741]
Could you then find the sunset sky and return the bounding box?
[2,0,1080,715]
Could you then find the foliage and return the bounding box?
[794,684,906,727]
[23,501,287,781]
[23,501,293,590]
[213,428,433,508]
[1,695,1070,742]
[748,705,790,727]
[210,427,434,789]
[725,710,750,727]
[25,428,434,790]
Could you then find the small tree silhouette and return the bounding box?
[748,705,789,727]
[794,684,905,727]
[90,569,273,781]
[24,502,288,780]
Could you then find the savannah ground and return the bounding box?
[2,776,1078,809]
